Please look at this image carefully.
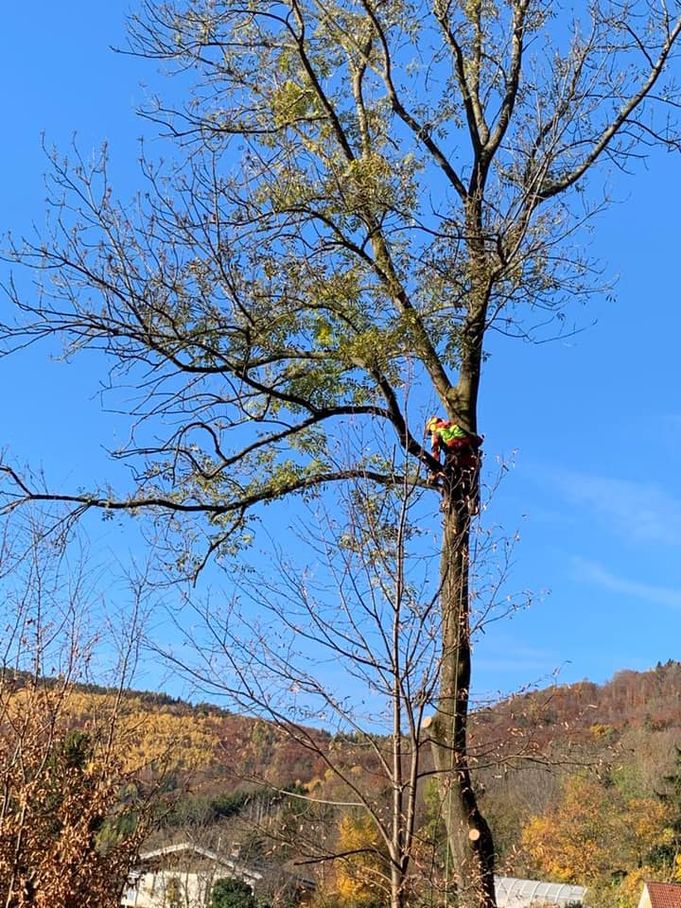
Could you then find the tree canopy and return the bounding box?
[3,0,679,548]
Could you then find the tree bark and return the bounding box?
[431,475,496,908]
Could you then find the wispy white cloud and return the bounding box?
[473,644,571,704]
[573,557,681,609]
[548,469,681,546]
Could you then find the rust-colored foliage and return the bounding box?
[0,680,152,907]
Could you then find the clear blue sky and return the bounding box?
[1,2,680,706]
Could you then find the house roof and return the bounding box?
[645,882,681,908]
[136,841,315,889]
[139,843,263,884]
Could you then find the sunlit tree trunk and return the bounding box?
[431,471,496,908]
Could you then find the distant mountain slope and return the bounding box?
[473,659,681,755]
[1,670,332,792]
[16,658,679,786]
[11,660,679,817]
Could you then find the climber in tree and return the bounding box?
[425,416,483,507]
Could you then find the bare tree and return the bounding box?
[1,2,680,904]
[154,448,539,908]
[158,465,441,908]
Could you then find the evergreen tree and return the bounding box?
[210,878,258,908]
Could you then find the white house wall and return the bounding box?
[121,870,211,908]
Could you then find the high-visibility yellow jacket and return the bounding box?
[429,420,482,463]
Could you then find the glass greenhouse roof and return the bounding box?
[495,876,587,907]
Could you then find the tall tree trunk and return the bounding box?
[430,476,496,908]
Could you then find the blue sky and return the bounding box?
[1,2,680,706]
